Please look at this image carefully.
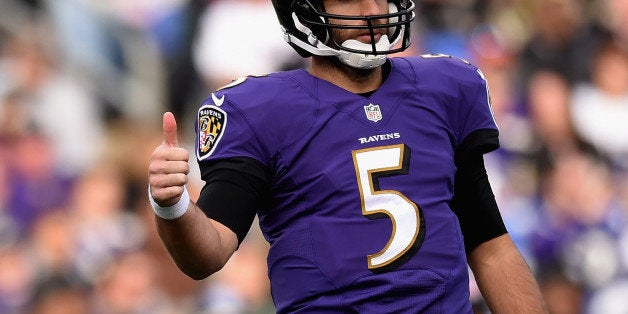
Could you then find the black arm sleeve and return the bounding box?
[450,129,506,253]
[196,157,271,245]
[454,128,499,167]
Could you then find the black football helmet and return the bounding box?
[272,0,415,69]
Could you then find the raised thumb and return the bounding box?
[162,112,179,147]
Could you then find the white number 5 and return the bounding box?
[352,144,425,272]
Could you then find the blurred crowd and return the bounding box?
[0,0,627,313]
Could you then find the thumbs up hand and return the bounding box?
[149,112,190,207]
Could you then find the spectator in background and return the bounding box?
[516,0,605,92]
[192,0,304,90]
[27,210,80,287]
[526,71,580,162]
[0,26,105,177]
[413,0,481,61]
[68,163,146,284]
[91,250,176,314]
[0,246,35,314]
[42,0,174,124]
[197,240,272,314]
[4,132,73,237]
[28,275,89,314]
[597,0,628,49]
[151,0,210,121]
[530,151,628,308]
[571,39,628,171]
[538,272,584,314]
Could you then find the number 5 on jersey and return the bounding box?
[352,144,425,272]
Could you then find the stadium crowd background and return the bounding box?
[0,0,627,313]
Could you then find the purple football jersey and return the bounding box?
[196,56,499,313]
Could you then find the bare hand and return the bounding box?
[149,112,190,207]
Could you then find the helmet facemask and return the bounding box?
[276,0,415,69]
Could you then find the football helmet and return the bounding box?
[272,0,415,69]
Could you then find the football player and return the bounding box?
[148,0,547,312]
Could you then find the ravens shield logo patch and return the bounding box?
[197,105,227,160]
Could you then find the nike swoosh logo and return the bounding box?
[211,93,225,106]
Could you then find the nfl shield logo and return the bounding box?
[364,104,382,123]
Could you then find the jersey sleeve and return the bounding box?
[447,63,505,251]
[453,66,500,165]
[195,93,270,166]
[194,89,272,244]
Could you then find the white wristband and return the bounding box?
[148,185,190,220]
